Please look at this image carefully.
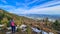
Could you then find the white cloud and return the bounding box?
[0,0,60,15]
[0,5,27,14]
[0,5,60,15]
[26,0,40,5]
[22,5,60,14]
[0,0,7,4]
[16,2,23,6]
[0,5,15,10]
[8,8,27,14]
[32,0,60,8]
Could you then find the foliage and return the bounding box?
[0,9,23,26]
[0,9,33,27]
[0,12,4,24]
[52,20,60,31]
[1,17,8,23]
[26,25,31,34]
[45,17,49,26]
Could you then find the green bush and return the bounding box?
[52,20,60,31]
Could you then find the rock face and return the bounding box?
[19,24,27,32]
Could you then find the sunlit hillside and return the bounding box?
[0,9,60,34]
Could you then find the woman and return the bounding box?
[10,19,16,33]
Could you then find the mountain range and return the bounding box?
[19,14,60,20]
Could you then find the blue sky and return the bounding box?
[0,0,60,14]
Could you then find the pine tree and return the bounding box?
[45,17,49,26]
[52,20,60,31]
